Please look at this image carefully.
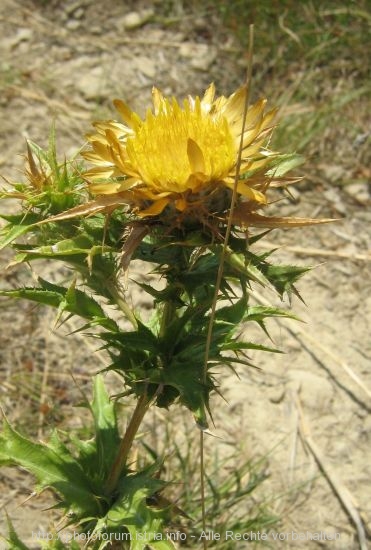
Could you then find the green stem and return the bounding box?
[106,297,175,495]
[105,392,151,495]
[159,300,176,338]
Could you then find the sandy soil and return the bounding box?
[1,1,370,549]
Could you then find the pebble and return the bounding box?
[319,163,344,183]
[5,28,33,49]
[119,9,154,30]
[135,56,156,79]
[323,187,347,216]
[65,1,85,16]
[179,43,217,71]
[344,182,370,203]
[66,19,81,31]
[75,67,107,99]
[73,8,85,19]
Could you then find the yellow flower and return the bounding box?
[82,84,278,220]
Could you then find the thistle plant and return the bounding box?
[0,82,329,549]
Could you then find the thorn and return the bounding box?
[197,424,223,439]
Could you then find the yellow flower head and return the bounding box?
[82,84,278,220]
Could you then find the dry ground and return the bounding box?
[0,1,371,549]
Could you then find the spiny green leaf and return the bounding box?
[0,418,100,518]
[135,281,183,306]
[263,264,311,297]
[244,305,300,323]
[159,305,206,354]
[28,236,93,255]
[0,287,64,309]
[224,251,272,287]
[90,469,175,550]
[221,341,283,353]
[103,321,159,354]
[135,238,183,266]
[215,298,247,325]
[0,278,119,332]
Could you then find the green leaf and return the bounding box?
[90,375,120,477]
[159,305,205,354]
[225,250,272,287]
[29,236,94,255]
[135,238,183,266]
[244,306,300,323]
[135,282,183,306]
[161,356,212,424]
[90,468,175,550]
[221,341,283,353]
[215,298,247,325]
[0,287,63,309]
[0,418,101,518]
[263,264,310,297]
[0,278,118,332]
[18,236,114,258]
[0,223,36,251]
[266,153,305,177]
[104,321,159,355]
[2,513,29,550]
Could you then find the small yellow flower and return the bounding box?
[82,84,277,220]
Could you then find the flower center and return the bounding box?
[125,97,236,194]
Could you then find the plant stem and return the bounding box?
[159,300,176,338]
[105,392,151,495]
[200,430,207,550]
[106,295,175,496]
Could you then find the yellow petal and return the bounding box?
[187,138,206,174]
[84,167,117,179]
[175,197,188,211]
[86,132,110,145]
[259,107,278,131]
[82,151,111,166]
[113,99,135,127]
[90,178,139,195]
[137,198,170,217]
[240,139,266,158]
[245,99,267,128]
[93,121,131,139]
[89,182,123,194]
[134,188,172,200]
[201,83,216,111]
[238,126,263,150]
[222,86,247,124]
[224,180,267,203]
[91,141,114,163]
[152,87,165,114]
[185,173,207,192]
